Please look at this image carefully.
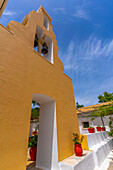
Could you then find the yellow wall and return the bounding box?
[0,0,9,17]
[81,135,89,150]
[0,6,80,170]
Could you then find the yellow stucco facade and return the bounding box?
[81,135,89,150]
[0,6,80,170]
[0,0,9,17]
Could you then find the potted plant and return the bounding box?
[72,133,84,157]
[101,127,106,131]
[28,133,38,161]
[96,126,101,132]
[88,127,95,133]
[32,126,38,135]
[29,101,39,137]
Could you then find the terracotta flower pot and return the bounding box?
[74,144,83,157]
[88,128,95,133]
[96,127,101,131]
[29,146,37,161]
[101,127,106,131]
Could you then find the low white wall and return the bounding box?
[86,132,113,168]
[59,132,113,170]
[72,152,95,170]
[78,116,111,134]
[86,131,108,149]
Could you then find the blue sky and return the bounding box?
[1,0,113,106]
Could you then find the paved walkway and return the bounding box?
[26,162,42,170]
[108,151,113,170]
[108,161,113,170]
[104,150,113,170]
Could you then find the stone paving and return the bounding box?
[108,158,113,170]
[108,161,113,170]
[26,162,36,170]
[108,151,113,170]
[26,162,43,170]
[26,152,43,170]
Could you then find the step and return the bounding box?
[59,150,95,170]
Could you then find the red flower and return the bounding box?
[33,131,38,135]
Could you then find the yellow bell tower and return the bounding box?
[0,0,9,17]
[0,6,80,170]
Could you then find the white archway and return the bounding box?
[32,94,59,170]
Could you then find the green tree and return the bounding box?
[32,100,39,107]
[31,107,40,120]
[31,100,40,121]
[87,102,113,136]
[98,91,113,103]
[76,102,84,108]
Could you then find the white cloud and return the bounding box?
[72,1,90,20]
[60,36,113,106]
[98,76,113,93]
[75,76,113,106]
[3,10,16,16]
[73,7,90,20]
[60,35,113,77]
[52,8,66,14]
[75,95,97,106]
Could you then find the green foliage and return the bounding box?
[35,126,38,132]
[108,117,113,136]
[87,103,113,119]
[31,100,40,120]
[32,100,39,106]
[108,130,113,137]
[88,127,94,129]
[87,102,113,136]
[98,91,113,103]
[76,102,84,108]
[28,134,38,148]
[31,107,40,120]
[72,133,84,145]
[109,120,112,128]
[91,117,95,121]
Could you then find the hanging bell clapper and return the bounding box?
[41,42,48,54]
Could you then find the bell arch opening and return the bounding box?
[27,94,59,170]
[33,25,53,64]
[44,14,49,30]
[42,35,53,64]
[33,25,44,52]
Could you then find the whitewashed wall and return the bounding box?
[78,116,111,134]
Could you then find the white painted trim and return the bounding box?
[33,94,59,170]
[51,102,59,170]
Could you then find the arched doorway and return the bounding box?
[28,94,59,170]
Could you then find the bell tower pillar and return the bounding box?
[0,0,9,17]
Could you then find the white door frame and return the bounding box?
[32,94,59,170]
